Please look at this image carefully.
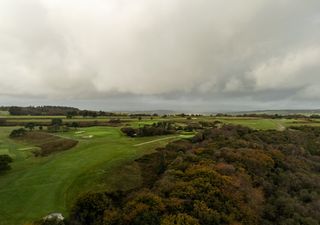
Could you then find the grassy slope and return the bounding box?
[0,126,178,225]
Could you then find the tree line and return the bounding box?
[4,106,122,117]
[121,122,177,137]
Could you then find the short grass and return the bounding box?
[0,126,177,225]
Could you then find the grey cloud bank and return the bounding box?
[0,0,320,111]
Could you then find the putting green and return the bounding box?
[0,126,176,225]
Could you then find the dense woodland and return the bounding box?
[0,106,119,117]
[43,125,320,225]
[121,122,177,137]
[5,106,80,116]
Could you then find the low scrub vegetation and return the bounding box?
[10,130,78,157]
[0,154,13,173]
[9,128,27,137]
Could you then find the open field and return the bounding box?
[0,125,182,225]
[170,116,320,130]
[0,115,166,127]
[2,114,319,129]
[211,117,320,130]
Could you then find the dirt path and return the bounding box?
[276,123,286,131]
[134,136,179,147]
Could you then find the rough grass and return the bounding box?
[13,132,78,156]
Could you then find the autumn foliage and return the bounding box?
[70,125,320,225]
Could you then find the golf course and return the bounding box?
[1,114,320,225]
[0,124,181,225]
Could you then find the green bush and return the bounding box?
[0,154,13,173]
[9,128,26,138]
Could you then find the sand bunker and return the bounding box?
[75,131,85,134]
[18,147,40,151]
[82,135,93,139]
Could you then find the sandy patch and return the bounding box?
[134,136,178,147]
[18,147,40,151]
[82,135,93,139]
[75,131,85,134]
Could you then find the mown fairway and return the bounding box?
[0,126,180,225]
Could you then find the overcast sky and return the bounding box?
[0,0,320,112]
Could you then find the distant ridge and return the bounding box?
[224,109,320,116]
[114,110,176,115]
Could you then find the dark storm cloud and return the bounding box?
[0,0,320,111]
